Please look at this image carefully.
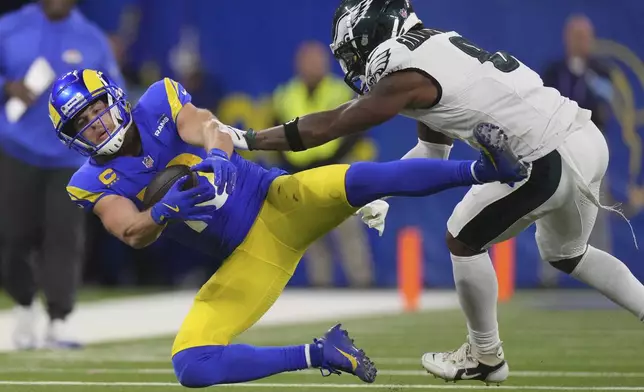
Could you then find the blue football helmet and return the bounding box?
[49,69,132,157]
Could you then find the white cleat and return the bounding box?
[421,337,509,385]
[44,319,83,350]
[12,306,37,350]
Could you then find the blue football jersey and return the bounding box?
[67,78,286,262]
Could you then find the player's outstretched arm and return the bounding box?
[94,195,166,249]
[247,70,438,151]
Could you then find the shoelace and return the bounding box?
[443,342,474,365]
[319,367,341,377]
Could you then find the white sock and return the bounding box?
[570,246,644,321]
[451,252,501,354]
[304,344,312,368]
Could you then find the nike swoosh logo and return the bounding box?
[162,203,180,213]
[460,372,482,380]
[335,347,358,371]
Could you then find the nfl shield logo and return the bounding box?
[142,155,154,169]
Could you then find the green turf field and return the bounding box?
[0,296,642,391]
[0,287,164,310]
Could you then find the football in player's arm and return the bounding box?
[56,72,250,256]
[92,99,235,249]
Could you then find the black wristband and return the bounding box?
[283,117,306,151]
[244,129,257,151]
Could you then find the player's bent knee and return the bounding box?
[445,230,482,257]
[172,346,226,388]
[548,250,586,275]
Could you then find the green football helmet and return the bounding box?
[330,0,422,94]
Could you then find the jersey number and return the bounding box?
[396,29,443,51]
[449,36,519,73]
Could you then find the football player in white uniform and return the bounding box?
[224,0,644,385]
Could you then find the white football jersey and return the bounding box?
[365,29,592,161]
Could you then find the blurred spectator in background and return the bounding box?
[272,41,376,288]
[0,0,123,349]
[540,14,614,285]
[543,14,613,132]
[170,27,223,115]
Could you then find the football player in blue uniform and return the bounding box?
[48,69,526,388]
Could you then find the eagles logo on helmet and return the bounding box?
[330,0,422,94]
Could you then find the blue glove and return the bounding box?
[191,148,237,195]
[471,123,530,185]
[150,175,218,225]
